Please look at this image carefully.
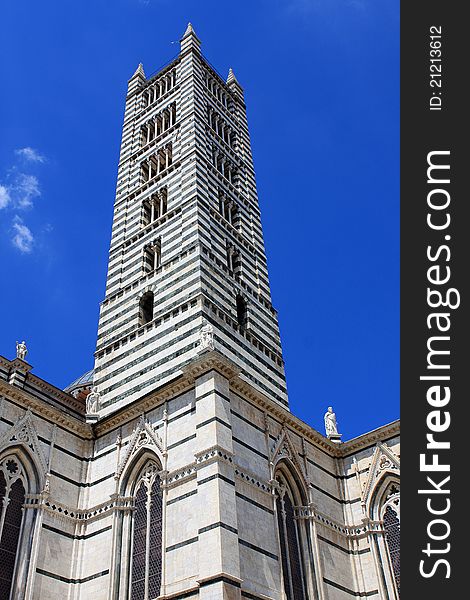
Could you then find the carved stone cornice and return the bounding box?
[295,504,381,540]
[94,375,194,436]
[164,463,197,489]
[230,377,341,456]
[231,376,400,459]
[0,355,11,370]
[1,355,85,416]
[234,465,272,495]
[340,421,401,456]
[27,372,85,415]
[24,493,134,524]
[194,445,234,467]
[95,352,241,436]
[182,350,241,382]
[0,380,93,440]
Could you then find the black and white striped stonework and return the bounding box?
[94,26,288,415]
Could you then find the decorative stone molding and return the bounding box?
[23,493,134,524]
[341,422,400,456]
[183,350,241,382]
[194,445,234,467]
[94,376,193,436]
[361,443,400,511]
[0,410,48,477]
[164,463,198,489]
[234,466,272,494]
[270,426,309,486]
[295,504,378,540]
[231,375,400,459]
[0,380,92,439]
[115,415,165,480]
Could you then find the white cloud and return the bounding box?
[15,147,46,163]
[12,218,34,253]
[0,184,11,209]
[15,173,41,208]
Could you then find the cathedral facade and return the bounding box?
[0,25,400,600]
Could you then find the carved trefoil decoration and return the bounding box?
[0,410,48,477]
[361,442,400,511]
[270,426,308,487]
[115,416,164,481]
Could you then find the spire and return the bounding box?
[226,67,244,97]
[180,22,201,54]
[226,68,238,86]
[132,62,146,79]
[183,22,195,38]
[127,62,146,96]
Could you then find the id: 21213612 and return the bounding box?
[429,25,442,111]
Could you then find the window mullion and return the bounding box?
[0,486,11,540]
[144,487,152,600]
[281,497,295,600]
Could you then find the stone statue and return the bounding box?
[199,322,215,352]
[42,475,51,495]
[16,340,28,360]
[324,406,339,437]
[86,387,100,414]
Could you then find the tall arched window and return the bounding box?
[236,295,247,330]
[139,292,154,327]
[275,471,308,600]
[381,486,400,597]
[0,455,27,599]
[130,462,162,600]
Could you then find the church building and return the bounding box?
[0,24,400,600]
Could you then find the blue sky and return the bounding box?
[0,0,399,440]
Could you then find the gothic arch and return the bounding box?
[116,416,165,488]
[0,446,41,600]
[0,411,48,488]
[275,459,308,506]
[273,460,312,600]
[112,444,165,600]
[368,472,400,521]
[366,468,400,600]
[271,428,309,495]
[361,443,400,518]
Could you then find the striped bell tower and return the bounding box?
[93,24,287,416]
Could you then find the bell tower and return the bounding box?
[93,24,287,415]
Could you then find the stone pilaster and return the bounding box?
[194,370,242,600]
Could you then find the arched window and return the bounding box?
[0,455,27,599]
[130,462,162,600]
[275,471,308,600]
[236,295,247,330]
[143,239,161,275]
[139,292,154,326]
[381,486,400,596]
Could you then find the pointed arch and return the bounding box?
[271,428,309,498]
[364,449,400,600]
[0,446,41,600]
[113,443,164,600]
[274,460,310,600]
[0,411,48,487]
[362,443,400,517]
[116,416,165,489]
[368,471,400,521]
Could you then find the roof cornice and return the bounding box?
[0,379,93,440]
